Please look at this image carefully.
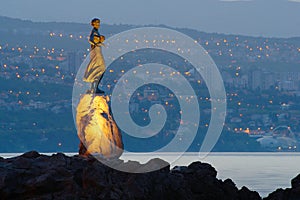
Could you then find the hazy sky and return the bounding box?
[0,0,300,38]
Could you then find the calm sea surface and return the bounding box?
[1,152,300,197]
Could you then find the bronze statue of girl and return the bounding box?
[83,18,106,94]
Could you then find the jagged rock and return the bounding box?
[76,93,123,159]
[292,174,300,189]
[265,173,300,200]
[139,158,170,173]
[239,186,261,200]
[0,152,264,200]
[20,151,40,158]
[187,161,217,177]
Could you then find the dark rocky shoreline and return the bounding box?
[0,151,299,200]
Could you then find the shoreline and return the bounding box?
[0,151,299,199]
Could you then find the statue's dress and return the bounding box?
[83,45,106,83]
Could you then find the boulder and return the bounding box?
[76,93,123,159]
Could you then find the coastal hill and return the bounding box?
[0,16,300,153]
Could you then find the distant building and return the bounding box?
[249,70,262,90]
[249,70,277,90]
[279,72,300,91]
[263,72,276,90]
[221,71,234,88]
[233,74,248,88]
[67,51,84,74]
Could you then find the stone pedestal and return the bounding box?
[76,93,123,159]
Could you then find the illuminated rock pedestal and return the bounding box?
[76,93,123,159]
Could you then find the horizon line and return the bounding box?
[1,15,300,40]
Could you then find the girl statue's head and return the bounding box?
[91,18,100,29]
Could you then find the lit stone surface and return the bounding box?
[76,93,123,159]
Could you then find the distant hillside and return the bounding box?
[0,16,137,35]
[1,15,299,49]
[0,16,138,51]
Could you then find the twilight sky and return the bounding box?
[0,0,299,38]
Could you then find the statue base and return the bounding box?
[76,92,123,159]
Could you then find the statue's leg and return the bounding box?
[98,70,105,83]
[94,71,106,94]
[91,79,98,93]
[89,80,96,93]
[92,77,105,94]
